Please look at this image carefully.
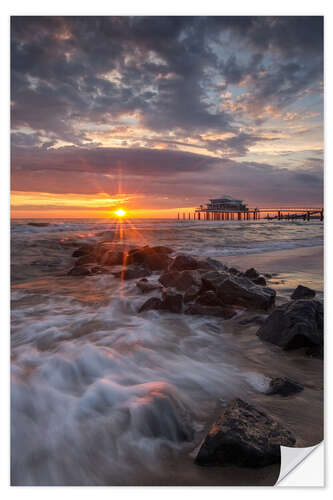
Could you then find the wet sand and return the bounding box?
[222,245,323,300]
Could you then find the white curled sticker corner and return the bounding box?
[277,442,324,486]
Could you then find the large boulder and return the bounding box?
[75,254,97,266]
[201,271,229,292]
[159,269,201,291]
[257,299,323,351]
[127,246,171,271]
[162,289,183,313]
[150,246,174,255]
[266,377,304,397]
[244,268,260,280]
[291,285,316,300]
[195,290,221,307]
[136,278,162,293]
[72,244,95,258]
[195,398,296,467]
[217,275,276,310]
[139,297,164,313]
[185,303,236,319]
[183,285,201,303]
[100,250,125,266]
[169,254,200,271]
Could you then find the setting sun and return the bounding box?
[114,208,126,217]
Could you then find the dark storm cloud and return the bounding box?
[10,16,323,207]
[11,16,323,140]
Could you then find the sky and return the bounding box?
[11,16,323,218]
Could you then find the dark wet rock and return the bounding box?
[159,270,181,288]
[306,344,323,359]
[72,244,95,258]
[201,271,229,292]
[134,391,193,442]
[244,268,260,280]
[113,265,152,280]
[67,266,91,276]
[257,299,323,351]
[75,254,97,266]
[252,276,267,286]
[264,273,274,278]
[183,285,201,303]
[139,297,164,313]
[100,250,125,266]
[159,270,201,291]
[196,290,221,307]
[27,222,50,227]
[127,246,171,271]
[162,289,183,313]
[238,315,267,326]
[136,278,162,293]
[229,267,242,276]
[169,254,200,271]
[185,303,236,319]
[196,257,228,272]
[291,285,316,300]
[266,377,304,397]
[195,398,296,467]
[217,276,276,311]
[150,246,174,255]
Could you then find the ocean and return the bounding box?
[10,218,324,485]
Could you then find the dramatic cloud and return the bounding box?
[11,16,323,214]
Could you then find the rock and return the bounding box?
[185,303,236,319]
[113,265,151,280]
[100,250,125,266]
[162,289,183,313]
[291,285,316,300]
[150,246,174,255]
[72,244,95,258]
[67,266,91,276]
[266,377,304,397]
[244,268,260,280]
[229,267,242,276]
[127,247,171,270]
[196,257,228,272]
[136,278,162,293]
[75,254,97,266]
[139,297,164,313]
[27,222,50,227]
[169,254,200,271]
[196,290,221,307]
[159,270,201,291]
[306,344,323,359]
[252,276,267,286]
[217,275,276,310]
[195,398,296,467]
[257,299,323,351]
[201,271,229,292]
[183,285,201,303]
[159,270,181,288]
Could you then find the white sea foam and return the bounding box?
[10,218,324,485]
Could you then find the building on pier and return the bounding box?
[198,195,249,213]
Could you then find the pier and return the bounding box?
[177,208,323,222]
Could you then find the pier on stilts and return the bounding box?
[177,196,323,222]
[177,208,323,222]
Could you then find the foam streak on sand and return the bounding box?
[10,219,323,485]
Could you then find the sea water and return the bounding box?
[10,219,324,485]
